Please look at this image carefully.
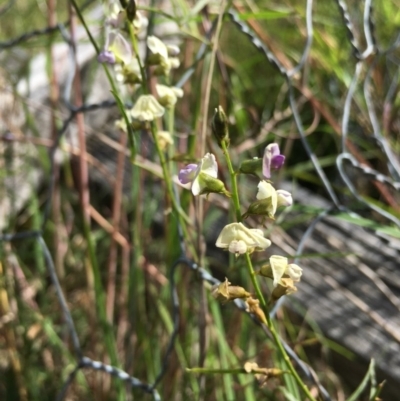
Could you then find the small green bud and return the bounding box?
[126,0,136,23]
[257,263,273,279]
[239,158,262,175]
[197,172,231,197]
[212,105,230,148]
[242,198,275,220]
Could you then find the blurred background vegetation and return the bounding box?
[1,0,400,400]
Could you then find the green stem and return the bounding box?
[222,143,317,401]
[221,141,241,222]
[126,22,147,94]
[187,368,252,375]
[245,253,317,401]
[150,122,191,225]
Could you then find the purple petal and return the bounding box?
[178,164,198,184]
[98,50,116,64]
[262,143,284,179]
[268,143,280,158]
[271,154,285,170]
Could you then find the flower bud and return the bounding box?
[242,197,276,220]
[156,131,173,150]
[156,84,183,108]
[196,172,231,197]
[263,143,285,179]
[211,278,250,304]
[125,0,136,23]
[239,158,262,175]
[212,105,230,148]
[258,263,273,279]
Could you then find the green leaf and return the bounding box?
[334,213,400,239]
[238,9,292,21]
[347,359,376,401]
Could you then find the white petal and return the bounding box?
[276,189,293,207]
[215,223,270,252]
[147,36,169,61]
[191,175,201,195]
[248,229,271,250]
[200,153,218,178]
[256,181,277,215]
[287,263,302,282]
[131,95,165,121]
[216,223,241,248]
[228,240,248,254]
[270,255,288,287]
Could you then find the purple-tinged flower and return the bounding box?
[178,154,218,195]
[178,164,198,184]
[178,153,229,196]
[98,50,116,64]
[108,31,132,65]
[262,143,285,179]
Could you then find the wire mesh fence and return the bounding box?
[1,0,400,400]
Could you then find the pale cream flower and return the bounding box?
[157,131,173,150]
[131,95,165,121]
[156,84,184,108]
[147,36,180,75]
[179,153,230,196]
[107,31,132,65]
[216,222,271,255]
[269,255,302,287]
[133,11,148,34]
[191,153,218,196]
[115,57,142,84]
[256,181,278,216]
[255,181,292,217]
[147,35,169,63]
[168,57,180,69]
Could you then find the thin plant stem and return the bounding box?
[245,254,317,401]
[222,142,317,401]
[221,141,241,222]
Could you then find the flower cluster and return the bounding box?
[99,2,183,145]
[178,118,302,302]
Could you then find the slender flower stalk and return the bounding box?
[221,140,241,222]
[222,140,317,401]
